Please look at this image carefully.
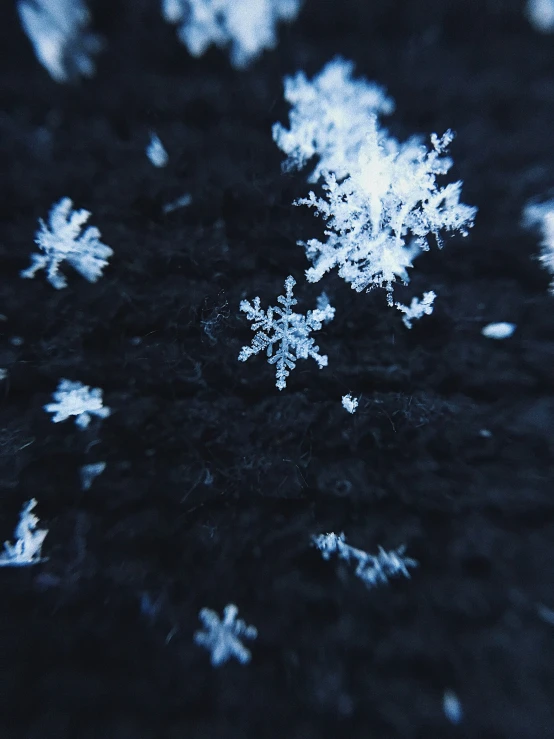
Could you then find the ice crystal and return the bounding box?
[194,604,257,666]
[162,0,301,68]
[44,379,110,429]
[297,121,476,304]
[273,57,394,183]
[238,276,334,390]
[341,394,359,414]
[21,197,113,289]
[313,532,417,589]
[0,499,48,567]
[395,290,436,328]
[17,0,102,82]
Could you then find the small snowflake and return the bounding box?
[481,322,516,340]
[44,379,111,429]
[194,604,257,666]
[238,276,334,390]
[146,133,168,167]
[21,197,113,289]
[0,499,48,567]
[395,290,436,328]
[313,532,417,589]
[341,393,359,414]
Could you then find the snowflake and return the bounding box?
[21,197,113,289]
[146,133,168,168]
[297,120,476,304]
[194,604,257,666]
[395,290,436,328]
[481,322,516,340]
[313,532,417,589]
[162,0,301,68]
[341,393,359,414]
[273,57,394,183]
[17,0,102,82]
[0,499,48,567]
[522,199,554,293]
[44,379,111,429]
[80,461,106,491]
[238,276,334,390]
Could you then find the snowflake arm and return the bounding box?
[238,276,334,390]
[194,604,257,666]
[273,57,394,183]
[395,290,436,328]
[162,0,302,68]
[0,499,48,567]
[17,0,102,82]
[44,379,110,429]
[21,198,112,289]
[313,532,417,589]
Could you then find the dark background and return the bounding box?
[1,0,554,736]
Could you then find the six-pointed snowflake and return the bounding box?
[194,604,257,666]
[238,276,334,390]
[313,532,417,589]
[21,197,113,290]
[44,379,111,429]
[0,499,48,567]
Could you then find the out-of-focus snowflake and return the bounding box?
[273,57,394,182]
[162,0,301,68]
[80,461,106,490]
[522,199,554,293]
[527,0,554,32]
[17,0,102,82]
[44,379,111,429]
[238,276,334,390]
[194,604,257,666]
[481,322,516,340]
[313,532,417,589]
[146,133,169,167]
[21,197,113,289]
[0,499,48,567]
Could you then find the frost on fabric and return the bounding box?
[194,604,257,666]
[313,532,417,589]
[17,0,102,82]
[162,0,302,68]
[297,121,476,304]
[522,199,554,293]
[0,499,48,567]
[21,197,113,289]
[273,57,394,183]
[395,290,436,328]
[238,276,334,390]
[44,379,111,429]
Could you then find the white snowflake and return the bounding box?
[313,532,417,589]
[21,197,113,290]
[44,379,111,429]
[395,290,436,328]
[194,604,257,666]
[522,199,554,293]
[341,393,359,414]
[162,0,301,68]
[0,499,48,567]
[146,133,169,168]
[17,0,102,83]
[273,57,394,183]
[238,276,334,390]
[297,121,476,304]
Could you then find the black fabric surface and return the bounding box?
[1,0,554,736]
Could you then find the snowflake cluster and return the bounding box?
[21,197,113,290]
[162,0,302,68]
[44,379,111,429]
[239,276,334,390]
[0,499,48,567]
[313,532,417,589]
[17,0,102,82]
[194,604,257,665]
